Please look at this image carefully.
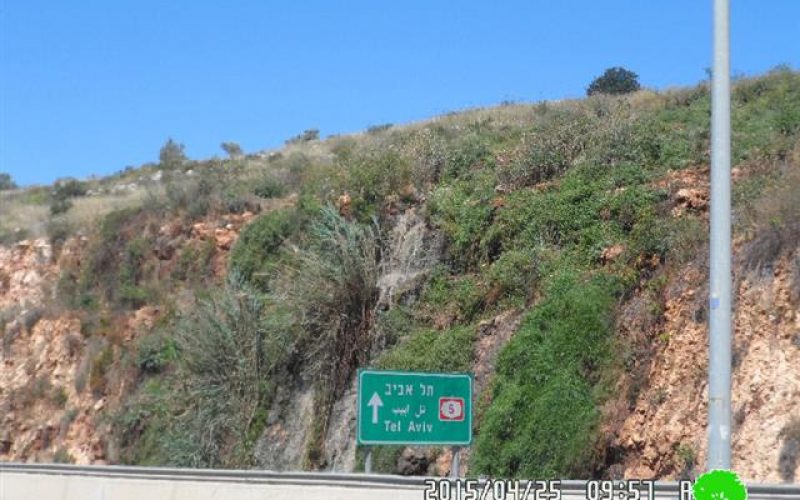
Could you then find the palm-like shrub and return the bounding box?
[279,205,379,399]
[169,281,291,466]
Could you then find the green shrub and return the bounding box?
[273,152,312,190]
[774,102,800,136]
[0,228,29,246]
[229,208,300,287]
[484,162,669,272]
[371,306,416,354]
[172,240,216,283]
[53,447,75,464]
[46,217,73,249]
[367,123,393,134]
[54,178,87,198]
[663,216,706,266]
[403,126,450,185]
[377,325,474,373]
[60,408,79,435]
[68,208,162,311]
[164,173,214,218]
[52,386,69,408]
[89,344,114,397]
[472,273,615,478]
[486,249,539,304]
[77,207,142,308]
[731,70,800,162]
[340,149,413,220]
[675,442,697,478]
[114,378,173,465]
[226,206,381,467]
[253,176,285,199]
[420,270,486,323]
[136,334,177,374]
[585,110,664,168]
[31,375,53,400]
[49,178,87,215]
[428,176,495,270]
[221,192,254,214]
[498,115,590,188]
[286,129,319,144]
[49,198,73,215]
[441,132,495,181]
[118,237,150,308]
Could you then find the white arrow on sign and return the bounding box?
[367,392,383,424]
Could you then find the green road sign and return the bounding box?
[357,369,472,446]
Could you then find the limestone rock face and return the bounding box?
[0,210,258,465]
[254,384,315,471]
[612,253,800,483]
[0,239,55,310]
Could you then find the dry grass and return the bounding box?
[741,163,800,272]
[0,196,49,241]
[66,189,158,228]
[0,185,161,244]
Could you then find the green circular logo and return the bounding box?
[693,470,748,500]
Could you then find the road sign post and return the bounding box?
[357,369,473,447]
[364,446,373,474]
[450,446,460,479]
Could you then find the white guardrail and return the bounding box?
[1,463,799,500]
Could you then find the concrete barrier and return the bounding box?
[2,463,799,500]
[1,471,423,500]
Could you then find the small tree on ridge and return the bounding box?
[587,67,641,96]
[221,142,243,159]
[0,172,17,191]
[159,138,187,169]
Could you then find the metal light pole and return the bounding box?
[707,0,732,471]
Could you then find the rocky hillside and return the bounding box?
[1,68,799,482]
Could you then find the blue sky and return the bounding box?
[1,1,798,186]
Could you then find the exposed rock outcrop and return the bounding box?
[614,252,800,482]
